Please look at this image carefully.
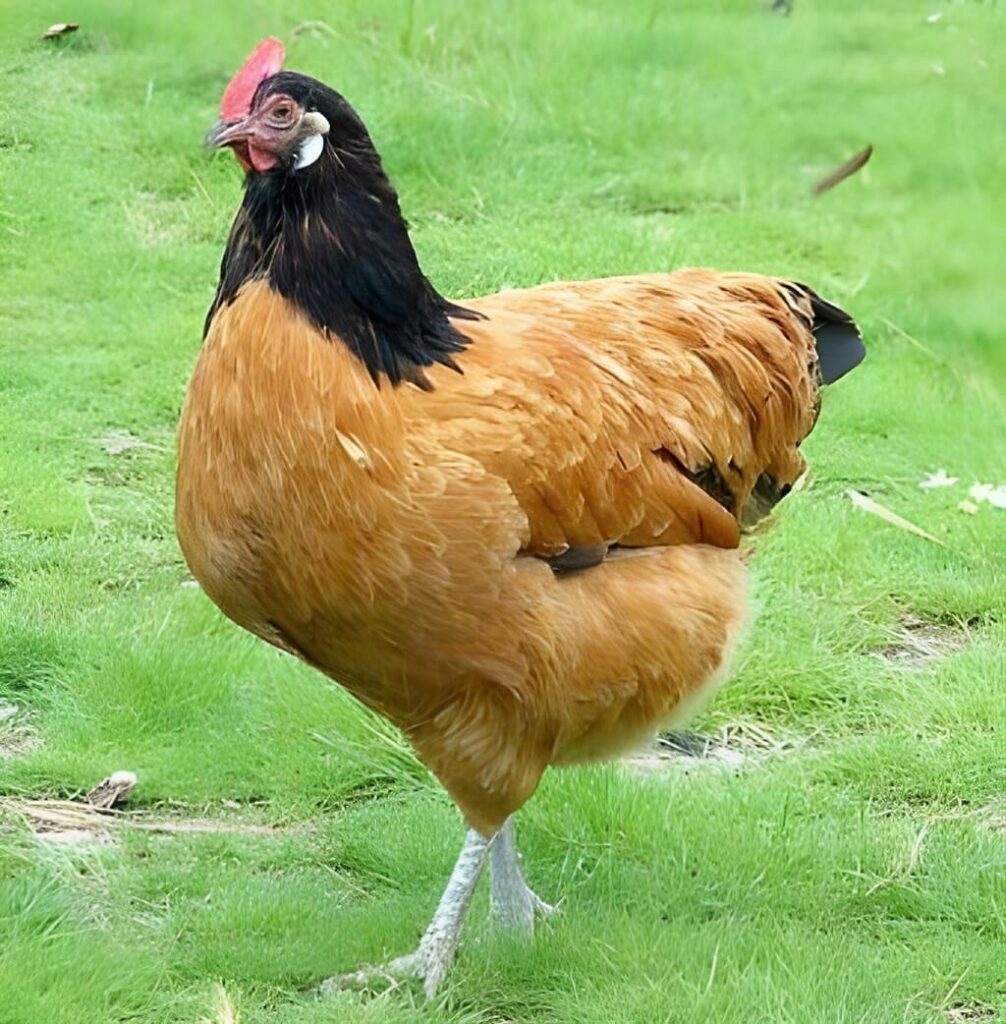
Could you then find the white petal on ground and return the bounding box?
[986,486,1006,509]
[966,483,1006,509]
[958,501,979,515]
[919,469,959,490]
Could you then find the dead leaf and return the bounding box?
[85,770,137,809]
[812,145,873,197]
[846,489,945,546]
[42,23,79,40]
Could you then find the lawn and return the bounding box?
[2,0,1005,1021]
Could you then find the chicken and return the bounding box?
[176,38,864,997]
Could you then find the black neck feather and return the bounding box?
[206,91,481,388]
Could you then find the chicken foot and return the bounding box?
[322,817,554,1000]
[324,826,491,1000]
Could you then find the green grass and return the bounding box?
[2,0,1005,1020]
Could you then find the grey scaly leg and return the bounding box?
[489,817,556,933]
[326,827,491,1000]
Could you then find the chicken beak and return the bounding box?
[205,117,252,150]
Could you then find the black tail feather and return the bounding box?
[801,286,866,384]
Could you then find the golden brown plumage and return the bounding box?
[178,270,825,834]
[178,48,863,994]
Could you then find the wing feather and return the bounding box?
[403,270,825,558]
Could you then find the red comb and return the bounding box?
[220,37,285,121]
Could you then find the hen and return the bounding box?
[176,38,864,997]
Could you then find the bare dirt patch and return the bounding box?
[973,801,1006,836]
[945,1005,998,1023]
[628,720,809,775]
[1,797,289,848]
[872,614,970,669]
[0,705,37,759]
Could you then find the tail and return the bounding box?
[729,278,865,530]
[802,286,866,384]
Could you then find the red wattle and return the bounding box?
[247,143,279,173]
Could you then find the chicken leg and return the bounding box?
[489,817,556,931]
[324,818,554,999]
[325,827,492,1000]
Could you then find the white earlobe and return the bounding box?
[294,133,325,170]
